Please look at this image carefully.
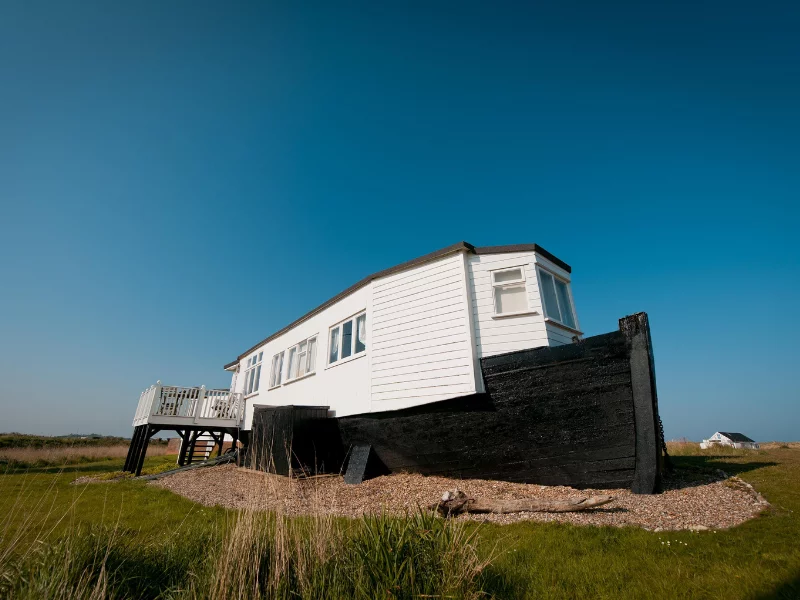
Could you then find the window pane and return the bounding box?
[494,268,523,284]
[287,347,297,379]
[258,352,263,363]
[540,271,560,320]
[246,369,254,394]
[341,320,353,358]
[355,314,366,353]
[297,342,307,377]
[307,338,317,372]
[494,285,528,314]
[555,280,576,328]
[277,352,283,385]
[329,327,340,363]
[253,364,261,392]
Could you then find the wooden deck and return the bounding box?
[132,382,244,429]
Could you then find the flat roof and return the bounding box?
[224,241,570,369]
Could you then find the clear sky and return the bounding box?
[1,1,798,440]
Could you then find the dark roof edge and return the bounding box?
[224,241,570,368]
[473,244,571,273]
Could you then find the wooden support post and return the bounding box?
[216,432,224,457]
[124,426,142,472]
[134,425,152,476]
[232,429,240,466]
[187,430,201,464]
[177,430,190,466]
[620,312,662,494]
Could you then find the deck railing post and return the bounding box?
[149,381,163,418]
[194,385,205,424]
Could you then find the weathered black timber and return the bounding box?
[249,406,336,475]
[248,312,663,493]
[343,444,388,484]
[620,312,663,493]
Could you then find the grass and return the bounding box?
[0,433,169,469]
[0,445,169,469]
[1,446,799,598]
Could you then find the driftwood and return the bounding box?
[430,490,615,517]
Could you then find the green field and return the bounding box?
[1,446,798,599]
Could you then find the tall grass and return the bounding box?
[0,468,493,599]
[0,445,169,468]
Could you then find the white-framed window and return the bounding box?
[491,267,530,316]
[538,268,577,329]
[286,335,317,381]
[328,312,367,365]
[268,351,284,389]
[244,351,263,396]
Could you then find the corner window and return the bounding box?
[268,351,284,388]
[539,269,576,329]
[329,312,367,365]
[244,352,263,395]
[286,335,317,381]
[491,267,529,315]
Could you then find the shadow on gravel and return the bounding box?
[663,456,778,491]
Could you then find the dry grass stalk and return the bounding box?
[0,445,168,467]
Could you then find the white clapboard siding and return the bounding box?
[545,321,576,346]
[467,252,551,358]
[370,252,476,410]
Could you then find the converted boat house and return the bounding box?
[126,241,665,493]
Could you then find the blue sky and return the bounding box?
[1,0,798,440]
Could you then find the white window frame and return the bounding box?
[536,266,580,332]
[490,266,535,318]
[267,351,284,390]
[284,334,318,383]
[243,351,263,397]
[327,311,367,368]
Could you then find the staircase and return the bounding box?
[187,433,216,464]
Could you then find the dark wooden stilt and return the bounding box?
[134,425,152,476]
[232,429,240,465]
[187,430,202,464]
[123,426,141,472]
[177,430,190,466]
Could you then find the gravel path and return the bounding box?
[151,465,769,530]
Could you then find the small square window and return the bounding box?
[491,267,529,316]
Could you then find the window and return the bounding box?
[244,352,263,395]
[329,312,367,365]
[539,269,577,329]
[286,335,317,381]
[268,351,284,388]
[491,267,529,315]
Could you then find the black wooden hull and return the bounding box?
[250,313,663,493]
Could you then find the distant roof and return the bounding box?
[224,241,570,369]
[719,432,756,443]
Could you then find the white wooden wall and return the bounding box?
[235,285,372,429]
[369,252,477,411]
[467,251,578,357]
[232,248,578,428]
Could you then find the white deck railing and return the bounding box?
[132,381,244,427]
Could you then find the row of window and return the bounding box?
[491,266,577,329]
[243,266,574,396]
[244,312,368,396]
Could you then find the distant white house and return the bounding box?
[700,432,759,450]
